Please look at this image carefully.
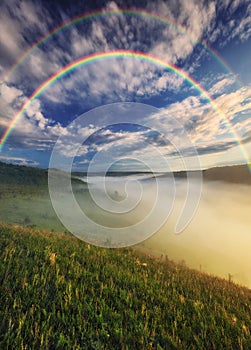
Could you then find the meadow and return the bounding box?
[0,222,251,349]
[0,161,84,233]
[0,183,66,233]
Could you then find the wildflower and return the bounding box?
[179,295,185,304]
[49,252,56,266]
[242,324,248,335]
[232,316,237,324]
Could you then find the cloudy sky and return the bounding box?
[0,0,251,171]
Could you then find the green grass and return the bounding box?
[0,223,250,349]
[0,161,87,233]
[0,161,85,187]
[0,184,66,232]
[0,161,48,186]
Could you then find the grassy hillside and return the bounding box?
[0,223,250,349]
[0,161,48,186]
[0,161,85,200]
[0,161,49,200]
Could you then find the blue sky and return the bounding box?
[0,0,251,171]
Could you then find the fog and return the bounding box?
[2,169,250,288]
[134,179,251,289]
[74,175,251,288]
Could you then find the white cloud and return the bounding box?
[104,1,121,12]
[147,0,216,62]
[1,83,23,104]
[216,86,251,118]
[0,0,55,76]
[37,78,251,168]
[144,84,251,155]
[70,28,96,57]
[230,4,251,42]
[0,83,68,150]
[40,57,184,108]
[18,0,53,32]
[0,12,24,59]
[216,0,251,45]
[209,77,235,95]
[55,139,89,158]
[0,156,39,167]
[0,83,26,128]
[25,99,53,131]
[149,0,251,54]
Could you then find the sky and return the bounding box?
[0,0,251,172]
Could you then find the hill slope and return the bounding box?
[0,161,48,186]
[0,161,85,189]
[203,164,251,185]
[0,223,250,349]
[1,160,250,186]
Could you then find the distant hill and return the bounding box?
[203,164,251,185]
[147,164,251,185]
[1,161,250,186]
[0,161,48,186]
[0,161,84,186]
[162,164,251,185]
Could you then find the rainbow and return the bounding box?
[0,50,249,168]
[1,8,241,86]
